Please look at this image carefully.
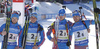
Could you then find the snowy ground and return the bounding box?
[0,2,100,49]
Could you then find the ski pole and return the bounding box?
[22,9,30,49]
[53,17,59,49]
[93,0,99,49]
[2,0,10,49]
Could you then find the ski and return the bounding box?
[2,0,11,49]
[92,0,99,49]
[22,7,32,49]
[22,12,30,49]
[52,16,59,49]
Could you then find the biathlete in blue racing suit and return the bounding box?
[0,13,23,49]
[47,9,72,49]
[69,12,95,49]
[23,13,45,49]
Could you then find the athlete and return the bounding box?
[23,13,45,49]
[0,12,23,49]
[69,11,94,49]
[47,9,72,49]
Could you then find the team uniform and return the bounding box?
[0,22,23,49]
[47,19,72,49]
[24,21,45,49]
[69,15,95,49]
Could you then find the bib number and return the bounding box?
[74,29,88,41]
[26,33,40,43]
[31,34,35,39]
[8,33,18,42]
[58,30,68,39]
[77,32,84,37]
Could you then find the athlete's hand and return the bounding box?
[15,46,19,49]
[51,38,56,42]
[19,47,23,49]
[1,29,7,36]
[32,46,38,49]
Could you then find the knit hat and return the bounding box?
[31,13,37,18]
[11,13,19,19]
[72,12,80,17]
[58,9,66,16]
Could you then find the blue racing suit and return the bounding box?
[0,22,23,49]
[47,19,72,49]
[69,20,95,49]
[24,21,45,49]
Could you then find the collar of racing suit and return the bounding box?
[29,21,38,27]
[10,22,19,27]
[59,19,67,24]
[75,19,82,23]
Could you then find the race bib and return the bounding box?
[58,30,68,40]
[74,29,88,41]
[26,33,40,43]
[8,33,18,42]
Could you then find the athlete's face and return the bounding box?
[59,15,66,20]
[30,16,37,23]
[73,16,80,22]
[12,17,18,24]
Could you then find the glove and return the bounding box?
[66,41,71,46]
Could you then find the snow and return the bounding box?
[83,3,100,11]
[89,1,100,9]
[32,2,62,14]
[0,1,100,49]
